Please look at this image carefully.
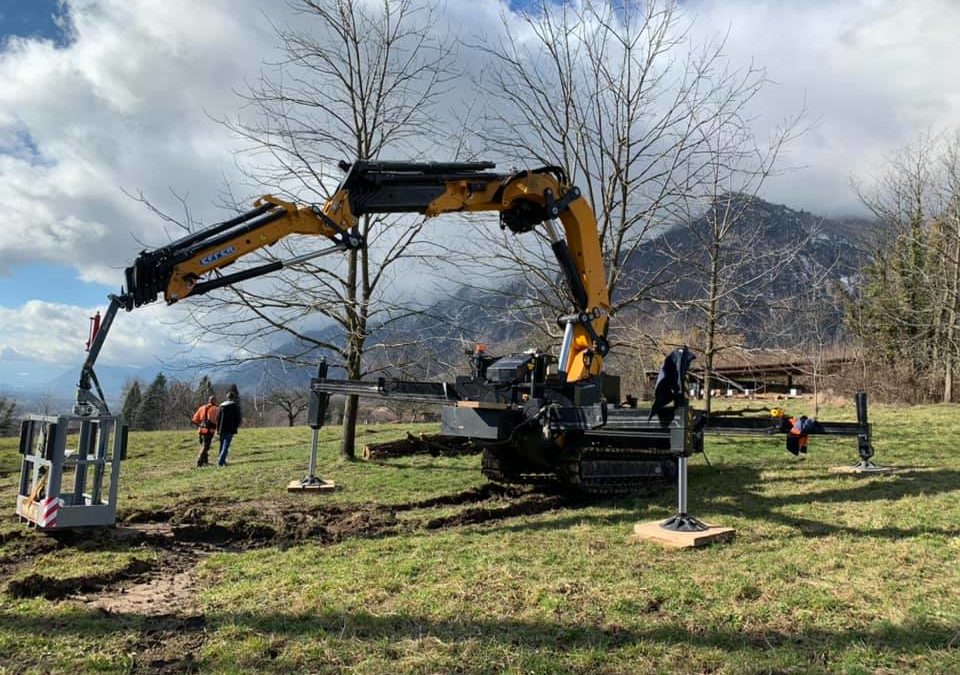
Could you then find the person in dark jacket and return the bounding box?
[216,391,243,467]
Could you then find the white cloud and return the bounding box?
[2,0,957,270]
[687,0,960,213]
[0,299,226,368]
[0,0,279,280]
[1,0,958,369]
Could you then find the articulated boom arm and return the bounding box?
[76,192,364,415]
[77,160,610,416]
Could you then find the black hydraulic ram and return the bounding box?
[335,160,501,215]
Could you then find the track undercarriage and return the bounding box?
[309,350,700,494]
[480,444,678,494]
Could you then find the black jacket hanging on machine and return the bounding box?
[650,346,696,421]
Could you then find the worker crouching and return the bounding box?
[192,396,219,467]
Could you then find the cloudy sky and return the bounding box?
[0,0,958,392]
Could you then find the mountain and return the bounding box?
[42,364,162,396]
[612,196,871,343]
[625,197,869,296]
[212,196,874,392]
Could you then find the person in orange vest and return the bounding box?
[785,415,814,457]
[191,395,219,467]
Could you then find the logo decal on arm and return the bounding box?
[200,245,238,267]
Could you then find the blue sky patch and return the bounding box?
[0,0,68,45]
[0,262,114,307]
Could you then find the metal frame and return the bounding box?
[291,361,334,489]
[703,391,879,468]
[16,414,126,529]
[305,362,882,521]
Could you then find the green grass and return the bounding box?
[0,404,958,674]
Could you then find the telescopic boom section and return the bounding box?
[123,161,610,379]
[80,193,362,415]
[123,195,361,309]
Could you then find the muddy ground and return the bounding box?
[1,484,583,673]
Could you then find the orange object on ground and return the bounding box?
[786,416,809,455]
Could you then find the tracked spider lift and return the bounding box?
[17,159,884,532]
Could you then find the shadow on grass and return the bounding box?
[697,464,960,540]
[358,460,479,473]
[0,607,955,657]
[491,464,960,540]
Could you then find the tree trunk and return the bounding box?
[340,333,362,459]
[703,239,721,414]
[945,356,953,404]
[340,247,360,460]
[945,228,960,402]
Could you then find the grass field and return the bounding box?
[0,400,958,674]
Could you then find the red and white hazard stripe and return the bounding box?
[37,497,61,529]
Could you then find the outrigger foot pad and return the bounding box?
[287,475,336,492]
[631,518,735,548]
[829,461,893,475]
[660,513,709,532]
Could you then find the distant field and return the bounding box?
[0,401,958,674]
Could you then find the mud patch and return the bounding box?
[168,503,405,549]
[306,506,404,543]
[0,528,93,580]
[118,496,232,525]
[424,492,568,529]
[172,521,277,545]
[130,614,206,674]
[392,483,527,511]
[123,509,175,525]
[0,528,38,547]
[0,482,596,673]
[88,548,202,616]
[6,558,153,600]
[123,484,575,550]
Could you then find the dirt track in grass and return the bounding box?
[2,482,580,661]
[0,486,573,672]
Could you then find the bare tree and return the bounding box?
[937,133,960,401]
[267,388,309,427]
[165,380,198,429]
[178,0,457,457]
[459,0,794,372]
[850,131,960,402]
[791,258,845,414]
[663,103,805,411]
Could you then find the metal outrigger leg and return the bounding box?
[660,454,709,532]
[831,392,892,474]
[288,361,336,492]
[631,406,735,548]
